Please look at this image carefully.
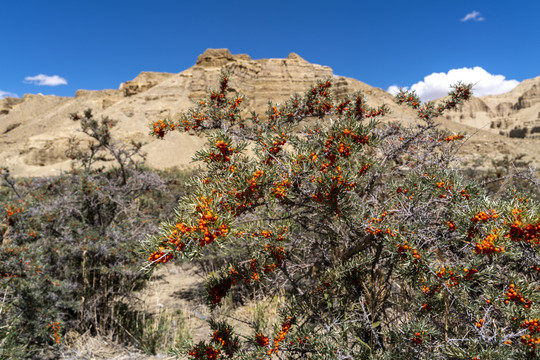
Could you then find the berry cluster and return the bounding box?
[263,133,287,164]
[471,209,499,223]
[504,284,532,308]
[188,345,220,360]
[268,318,292,355]
[443,133,465,142]
[410,331,424,345]
[147,248,173,263]
[151,119,173,138]
[47,322,61,344]
[208,140,236,163]
[255,333,269,347]
[474,230,505,255]
[506,216,539,246]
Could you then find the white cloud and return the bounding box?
[0,90,18,99]
[461,10,485,22]
[24,74,67,86]
[387,85,403,96]
[387,67,520,102]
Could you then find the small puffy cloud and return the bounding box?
[387,67,519,102]
[387,85,403,96]
[461,10,484,22]
[24,74,67,86]
[0,90,18,99]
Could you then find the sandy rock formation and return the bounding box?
[0,97,23,116]
[0,49,538,177]
[119,72,175,97]
[444,76,540,139]
[75,89,124,109]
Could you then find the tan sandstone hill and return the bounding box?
[443,76,540,139]
[0,49,538,177]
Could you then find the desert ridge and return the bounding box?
[0,49,538,177]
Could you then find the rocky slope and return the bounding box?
[443,76,540,139]
[0,49,538,177]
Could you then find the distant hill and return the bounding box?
[1,48,538,177]
[442,76,540,139]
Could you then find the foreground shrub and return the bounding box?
[0,111,190,358]
[145,73,539,359]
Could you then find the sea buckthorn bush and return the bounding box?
[0,111,190,359]
[145,72,539,359]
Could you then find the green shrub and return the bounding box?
[0,111,190,358]
[145,73,539,359]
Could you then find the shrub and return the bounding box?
[0,110,188,358]
[145,73,539,359]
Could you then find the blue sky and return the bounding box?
[1,0,539,101]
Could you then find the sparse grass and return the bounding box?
[133,310,192,355]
